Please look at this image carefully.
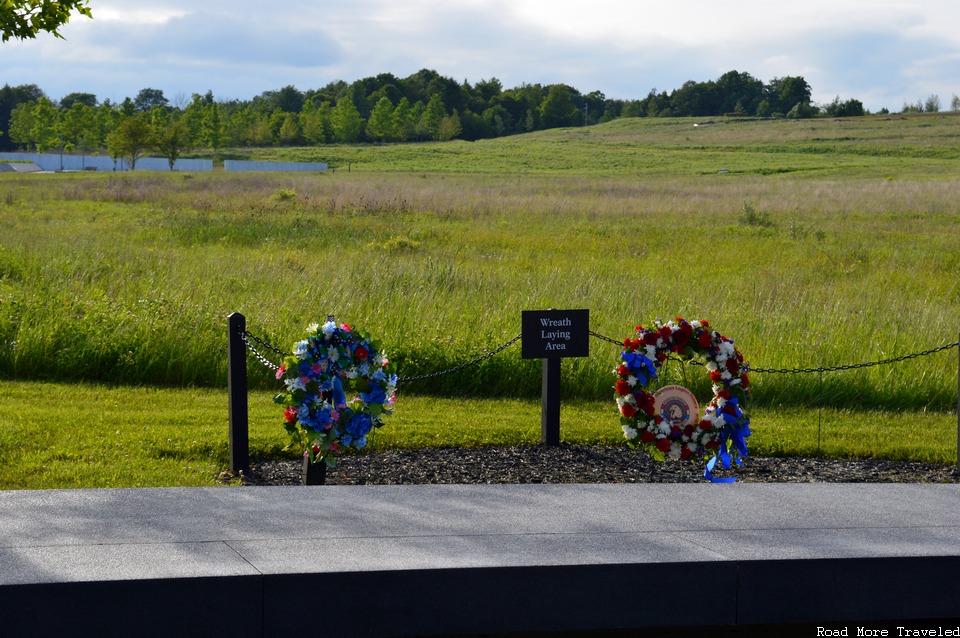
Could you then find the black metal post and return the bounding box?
[541,357,561,445]
[228,312,249,473]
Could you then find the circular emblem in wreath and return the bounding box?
[274,319,398,467]
[615,318,751,466]
[654,385,699,429]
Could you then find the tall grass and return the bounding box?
[1,117,959,411]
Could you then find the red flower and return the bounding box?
[655,438,672,453]
[741,374,750,388]
[615,380,632,396]
[709,370,722,382]
[726,359,739,374]
[700,320,710,328]
[680,445,693,460]
[620,403,637,418]
[705,440,720,449]
[673,329,690,348]
[719,389,731,400]
[617,364,629,377]
[637,392,655,416]
[354,345,369,361]
[683,424,695,437]
[699,420,714,431]
[643,332,658,346]
[698,332,712,348]
[283,407,298,423]
[641,430,656,443]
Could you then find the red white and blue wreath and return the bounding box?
[615,318,751,481]
[274,320,398,467]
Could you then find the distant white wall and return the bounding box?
[223,160,328,172]
[0,152,213,172]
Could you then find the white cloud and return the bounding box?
[2,0,958,112]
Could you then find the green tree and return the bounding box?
[1,0,92,41]
[300,99,332,144]
[133,88,168,112]
[438,109,462,141]
[107,115,153,170]
[539,84,579,129]
[715,70,763,115]
[365,96,394,142]
[766,76,812,115]
[331,95,363,143]
[203,101,222,152]
[154,119,190,170]
[418,94,446,140]
[482,104,512,137]
[391,97,414,142]
[57,102,97,152]
[59,92,97,110]
[278,111,300,145]
[7,102,36,149]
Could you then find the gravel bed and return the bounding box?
[232,444,960,486]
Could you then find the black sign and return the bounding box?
[521,309,590,359]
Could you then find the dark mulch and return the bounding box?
[224,444,960,486]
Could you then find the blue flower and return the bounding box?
[341,413,372,447]
[361,386,386,405]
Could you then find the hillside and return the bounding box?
[216,113,960,177]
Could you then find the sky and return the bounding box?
[4,0,960,112]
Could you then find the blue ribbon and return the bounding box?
[705,412,751,483]
[332,376,346,407]
[704,456,737,483]
[622,351,658,386]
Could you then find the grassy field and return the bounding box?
[1,114,959,488]
[0,381,954,489]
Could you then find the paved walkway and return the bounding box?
[2,483,959,636]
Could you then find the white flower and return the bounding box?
[658,420,671,435]
[306,322,319,334]
[322,320,337,336]
[293,340,309,359]
[670,442,681,457]
[705,361,718,372]
[285,377,306,392]
[721,370,732,380]
[645,345,657,359]
[328,346,339,362]
[627,375,637,387]
[690,321,701,329]
[622,425,638,440]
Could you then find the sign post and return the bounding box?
[522,309,590,445]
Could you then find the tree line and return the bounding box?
[1,68,955,162]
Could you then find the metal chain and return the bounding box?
[243,326,958,378]
[240,327,524,382]
[398,334,523,383]
[749,340,960,374]
[589,330,959,375]
[239,330,282,371]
